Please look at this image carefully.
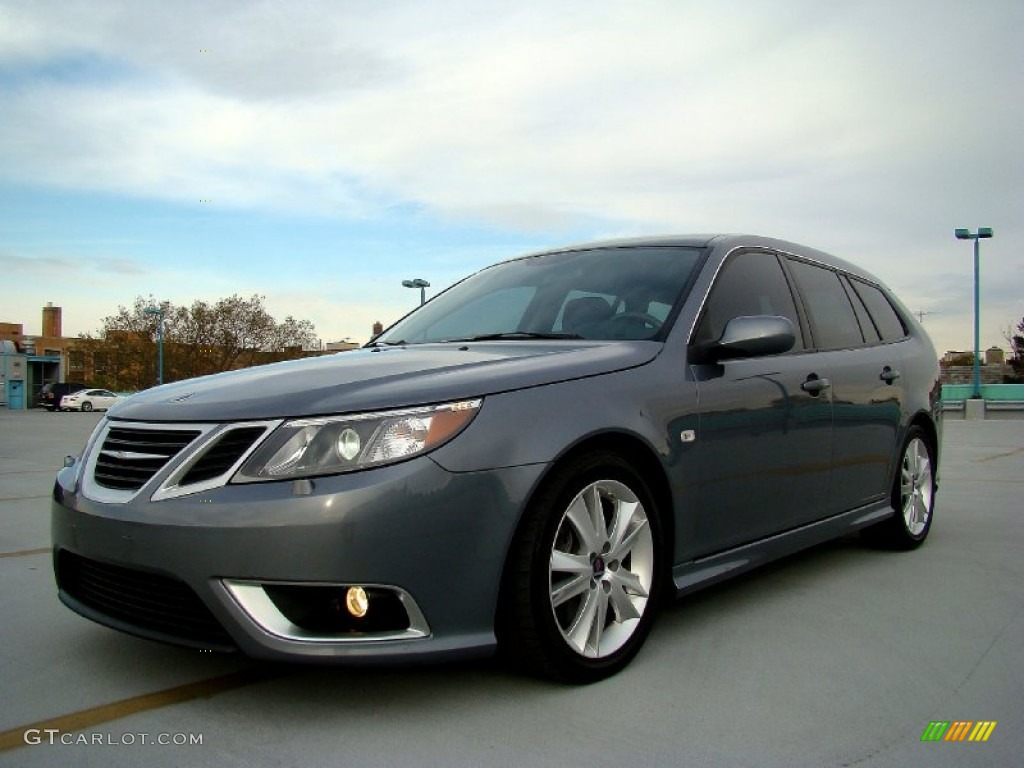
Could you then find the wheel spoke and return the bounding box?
[567,586,602,654]
[611,567,648,599]
[608,579,642,623]
[589,585,609,655]
[901,466,913,499]
[611,517,647,561]
[584,484,606,544]
[907,439,919,471]
[550,549,591,575]
[608,499,646,559]
[918,462,932,495]
[550,549,593,608]
[565,494,601,553]
[551,572,592,608]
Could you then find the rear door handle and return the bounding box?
[801,375,831,394]
[880,367,900,384]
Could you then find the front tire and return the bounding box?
[863,426,935,550]
[499,452,663,683]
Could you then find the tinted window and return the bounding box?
[378,247,702,344]
[850,279,907,342]
[787,260,863,349]
[553,290,617,334]
[695,251,803,349]
[841,275,881,344]
[422,286,536,340]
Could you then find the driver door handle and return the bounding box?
[801,375,831,394]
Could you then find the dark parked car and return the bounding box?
[40,381,87,411]
[52,235,941,682]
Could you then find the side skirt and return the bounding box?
[671,501,894,596]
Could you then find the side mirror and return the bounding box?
[692,315,796,363]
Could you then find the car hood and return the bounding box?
[110,341,661,422]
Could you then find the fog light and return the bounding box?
[345,586,369,618]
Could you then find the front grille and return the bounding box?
[57,551,235,648]
[95,427,201,490]
[179,427,266,485]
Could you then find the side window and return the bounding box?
[840,275,881,344]
[850,279,908,342]
[787,260,864,350]
[694,252,804,349]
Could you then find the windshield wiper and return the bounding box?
[445,332,583,342]
[365,339,407,347]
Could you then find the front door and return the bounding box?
[687,250,832,557]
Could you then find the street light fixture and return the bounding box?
[144,306,165,386]
[402,278,430,306]
[954,227,994,399]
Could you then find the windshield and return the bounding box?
[374,246,703,345]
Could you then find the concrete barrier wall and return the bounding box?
[942,383,1024,403]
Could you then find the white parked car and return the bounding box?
[60,389,123,412]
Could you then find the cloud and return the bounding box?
[2,1,1020,230]
[0,0,1021,352]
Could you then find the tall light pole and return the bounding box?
[144,306,165,386]
[402,278,430,306]
[954,228,993,399]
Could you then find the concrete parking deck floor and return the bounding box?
[1,409,1021,767]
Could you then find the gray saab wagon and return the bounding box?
[52,235,942,682]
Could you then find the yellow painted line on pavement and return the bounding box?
[973,447,1024,463]
[0,669,273,752]
[0,547,50,559]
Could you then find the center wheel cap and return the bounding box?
[592,556,606,578]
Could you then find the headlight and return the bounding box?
[233,399,482,482]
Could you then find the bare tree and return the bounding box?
[79,294,318,389]
[1006,318,1024,381]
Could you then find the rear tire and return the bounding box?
[499,452,663,683]
[862,426,935,550]
[81,402,93,412]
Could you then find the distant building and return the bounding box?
[1,303,73,408]
[324,340,359,352]
[985,346,1005,365]
[940,346,1011,385]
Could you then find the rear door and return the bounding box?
[784,259,904,514]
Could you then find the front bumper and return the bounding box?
[52,453,544,663]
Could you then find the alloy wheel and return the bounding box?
[900,437,933,536]
[548,479,654,658]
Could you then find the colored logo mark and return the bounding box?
[921,721,997,742]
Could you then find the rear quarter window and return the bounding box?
[850,279,908,342]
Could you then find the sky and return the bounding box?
[1,0,1021,352]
